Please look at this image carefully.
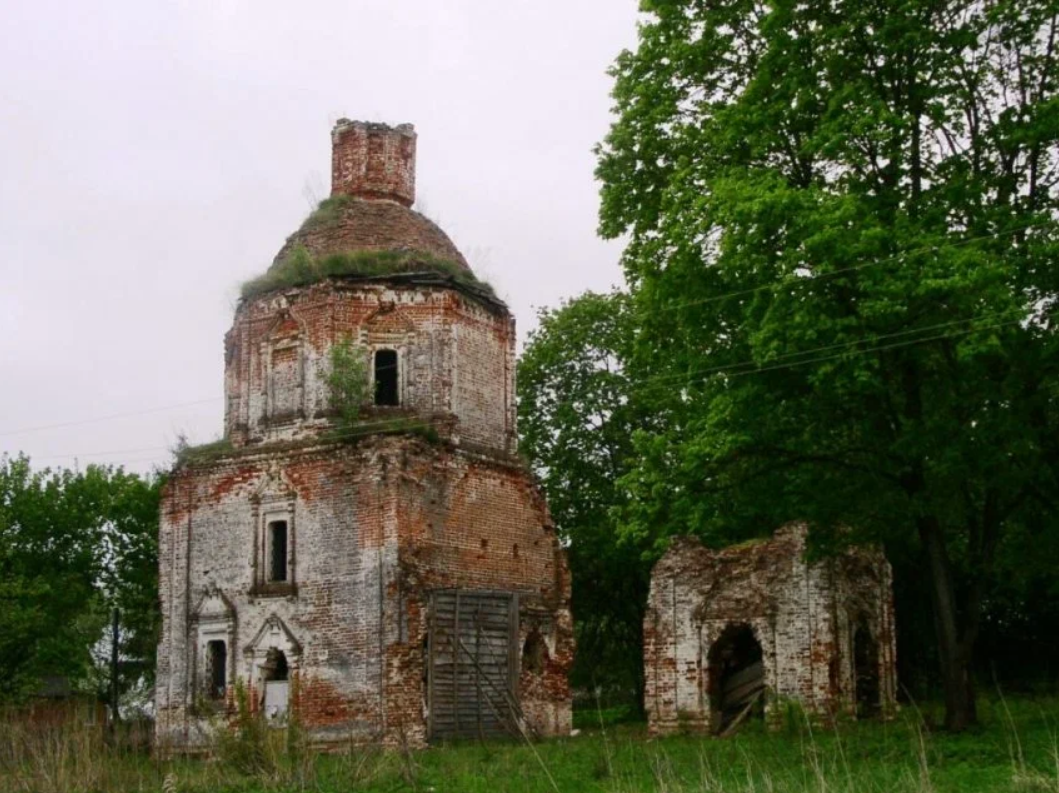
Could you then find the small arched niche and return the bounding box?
[264,312,305,423]
[521,628,548,675]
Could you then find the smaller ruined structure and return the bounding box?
[644,523,896,735]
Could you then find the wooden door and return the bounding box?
[428,590,518,741]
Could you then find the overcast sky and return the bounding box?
[0,0,640,474]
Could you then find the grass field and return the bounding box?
[2,697,1058,792]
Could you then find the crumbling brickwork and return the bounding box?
[331,120,416,207]
[156,121,572,752]
[272,200,469,269]
[644,524,896,736]
[222,280,515,453]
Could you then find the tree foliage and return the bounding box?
[596,0,1059,729]
[517,292,652,705]
[327,338,370,428]
[0,455,161,703]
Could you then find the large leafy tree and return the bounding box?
[0,455,161,705]
[518,292,653,708]
[597,0,1059,730]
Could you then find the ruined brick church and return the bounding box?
[644,523,897,735]
[155,120,573,750]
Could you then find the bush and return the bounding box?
[215,681,272,777]
[327,339,370,429]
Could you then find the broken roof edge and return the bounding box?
[239,270,508,315]
[657,522,811,562]
[239,249,507,314]
[169,426,530,477]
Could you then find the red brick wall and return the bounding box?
[224,282,515,454]
[643,524,897,736]
[156,436,572,751]
[330,120,416,207]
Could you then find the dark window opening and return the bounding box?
[263,648,289,682]
[207,640,227,700]
[854,620,880,718]
[522,629,547,675]
[374,349,399,406]
[707,623,765,735]
[268,521,288,582]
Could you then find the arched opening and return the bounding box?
[267,520,288,583]
[373,349,399,406]
[707,623,765,735]
[853,620,880,718]
[522,629,548,675]
[262,648,290,721]
[206,640,227,700]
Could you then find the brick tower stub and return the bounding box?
[330,119,416,206]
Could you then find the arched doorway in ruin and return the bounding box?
[853,619,880,718]
[261,648,290,722]
[707,623,765,735]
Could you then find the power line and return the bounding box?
[18,307,1047,467]
[649,219,1053,313]
[622,305,1032,393]
[0,363,405,439]
[630,309,1047,398]
[16,416,444,465]
[6,220,1052,453]
[4,224,1048,441]
[0,398,223,439]
[30,444,172,462]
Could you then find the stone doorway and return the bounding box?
[708,623,765,734]
[854,620,880,718]
[262,648,290,723]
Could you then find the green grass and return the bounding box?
[240,246,496,301]
[172,419,442,470]
[173,437,234,466]
[3,697,1058,792]
[297,195,357,233]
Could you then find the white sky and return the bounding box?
[0,0,640,474]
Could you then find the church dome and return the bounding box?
[241,120,491,301]
[276,119,468,269]
[271,194,469,270]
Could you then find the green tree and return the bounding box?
[327,338,370,428]
[597,0,1059,730]
[518,292,652,709]
[0,455,160,704]
[99,467,163,708]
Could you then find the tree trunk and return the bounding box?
[919,516,977,731]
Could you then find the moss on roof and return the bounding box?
[172,419,442,470]
[297,194,357,233]
[271,195,471,271]
[240,246,497,301]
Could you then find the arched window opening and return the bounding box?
[374,349,399,406]
[263,648,289,682]
[854,620,880,718]
[262,648,290,721]
[268,520,288,583]
[707,623,765,735]
[206,640,227,700]
[522,629,548,675]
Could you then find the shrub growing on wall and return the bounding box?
[327,339,370,430]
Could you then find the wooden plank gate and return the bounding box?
[428,590,520,741]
